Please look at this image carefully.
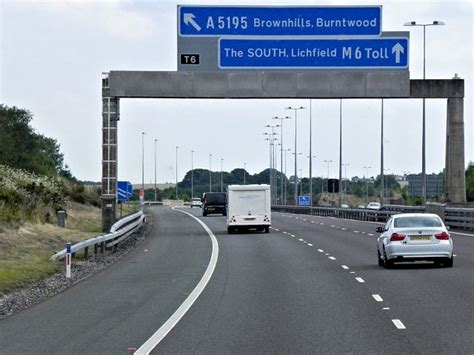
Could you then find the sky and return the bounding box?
[1,0,473,184]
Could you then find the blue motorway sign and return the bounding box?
[298,195,311,206]
[179,6,381,36]
[117,181,133,202]
[219,38,408,69]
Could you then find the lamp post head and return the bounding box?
[404,21,417,26]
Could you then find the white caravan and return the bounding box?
[226,184,271,234]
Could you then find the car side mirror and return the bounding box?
[375,226,384,233]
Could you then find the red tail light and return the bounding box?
[434,232,450,240]
[390,233,406,241]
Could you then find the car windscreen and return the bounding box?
[394,216,443,228]
[205,193,226,204]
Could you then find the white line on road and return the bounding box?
[298,238,304,241]
[274,228,279,231]
[355,277,365,283]
[350,271,356,274]
[318,249,324,253]
[320,223,324,225]
[368,233,374,236]
[331,225,335,228]
[328,256,336,260]
[311,221,315,223]
[392,319,406,329]
[354,231,360,234]
[341,265,349,270]
[135,208,219,354]
[302,219,307,221]
[307,243,313,247]
[325,253,330,255]
[383,307,390,310]
[341,227,346,230]
[372,294,383,302]
[291,234,296,238]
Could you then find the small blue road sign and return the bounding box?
[219,37,408,69]
[298,195,311,206]
[117,181,133,202]
[179,6,381,37]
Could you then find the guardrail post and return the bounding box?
[100,241,105,253]
[84,246,89,259]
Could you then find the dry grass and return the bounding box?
[0,201,101,294]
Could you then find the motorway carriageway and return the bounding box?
[0,206,472,354]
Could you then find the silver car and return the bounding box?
[376,213,453,268]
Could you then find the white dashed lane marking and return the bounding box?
[368,233,374,236]
[392,319,406,329]
[354,231,360,234]
[328,256,336,260]
[372,294,383,302]
[298,238,304,241]
[355,277,365,283]
[307,243,313,247]
[341,228,346,231]
[318,249,324,253]
[383,307,390,310]
[341,265,349,270]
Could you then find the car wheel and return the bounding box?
[264,226,270,234]
[383,248,393,269]
[377,250,384,267]
[203,212,207,217]
[227,227,233,234]
[444,256,454,268]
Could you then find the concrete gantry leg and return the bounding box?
[445,97,466,203]
[101,73,119,232]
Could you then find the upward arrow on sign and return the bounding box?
[184,13,201,31]
[392,43,404,64]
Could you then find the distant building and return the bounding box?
[407,173,444,197]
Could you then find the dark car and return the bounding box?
[202,192,227,216]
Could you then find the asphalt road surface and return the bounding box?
[0,206,472,354]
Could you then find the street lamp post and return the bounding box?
[154,139,157,202]
[220,158,224,192]
[364,166,372,204]
[141,132,146,206]
[384,168,391,204]
[286,106,306,205]
[273,115,291,203]
[175,146,179,200]
[324,159,333,191]
[380,98,385,207]
[191,150,194,199]
[404,20,445,205]
[243,162,246,184]
[209,153,212,192]
[342,163,349,204]
[338,99,343,207]
[284,148,291,204]
[265,124,280,204]
[308,155,316,205]
[293,152,303,201]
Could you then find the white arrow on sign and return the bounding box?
[184,13,201,32]
[392,42,404,64]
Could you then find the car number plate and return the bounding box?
[411,235,430,241]
[208,208,214,211]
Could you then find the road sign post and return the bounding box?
[66,242,72,278]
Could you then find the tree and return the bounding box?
[0,105,66,176]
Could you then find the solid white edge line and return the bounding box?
[372,294,383,302]
[135,208,219,355]
[392,319,406,329]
